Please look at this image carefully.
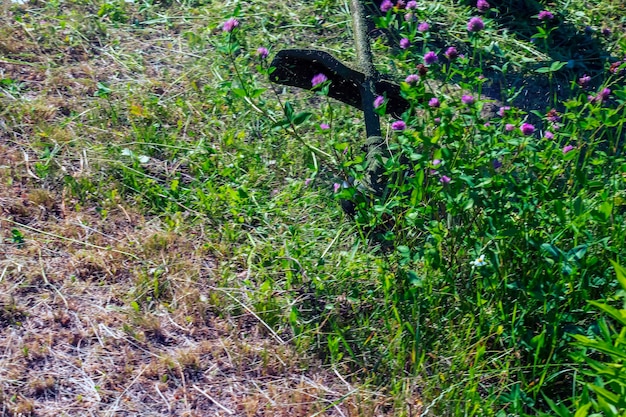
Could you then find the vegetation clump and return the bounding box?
[1,0,625,415]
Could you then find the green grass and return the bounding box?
[1,0,625,415]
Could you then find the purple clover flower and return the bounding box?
[520,123,535,135]
[400,38,411,49]
[461,95,474,105]
[418,22,430,32]
[589,88,611,104]
[432,159,442,166]
[578,74,591,89]
[609,61,625,74]
[391,120,406,131]
[428,97,440,108]
[222,18,239,33]
[546,109,561,123]
[544,131,554,139]
[477,0,490,12]
[444,46,458,60]
[374,95,385,108]
[497,106,511,117]
[538,10,554,20]
[599,88,611,100]
[406,0,417,9]
[424,51,438,65]
[562,144,574,154]
[405,74,420,84]
[467,17,484,32]
[311,73,328,87]
[320,123,330,130]
[440,175,451,184]
[380,0,394,12]
[256,47,269,59]
[505,123,515,132]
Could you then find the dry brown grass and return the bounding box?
[0,144,396,416]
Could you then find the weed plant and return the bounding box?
[566,261,626,417]
[218,0,626,415]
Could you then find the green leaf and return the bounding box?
[95,82,112,98]
[249,88,266,99]
[459,174,475,187]
[588,301,626,327]
[541,243,562,260]
[543,393,575,417]
[595,201,613,222]
[397,245,410,255]
[531,331,546,348]
[11,229,25,248]
[284,101,294,119]
[408,270,423,287]
[292,111,312,125]
[576,337,626,361]
[573,196,584,216]
[555,200,566,223]
[567,245,588,261]
[574,403,591,417]
[610,261,626,291]
[535,61,567,73]
[272,118,291,129]
[231,88,247,98]
[562,262,574,276]
[463,198,474,211]
[588,384,621,406]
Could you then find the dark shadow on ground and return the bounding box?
[365,0,619,118]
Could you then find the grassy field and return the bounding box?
[1,0,625,416]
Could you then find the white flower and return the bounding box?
[470,254,486,267]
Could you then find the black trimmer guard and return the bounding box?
[269,49,410,118]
